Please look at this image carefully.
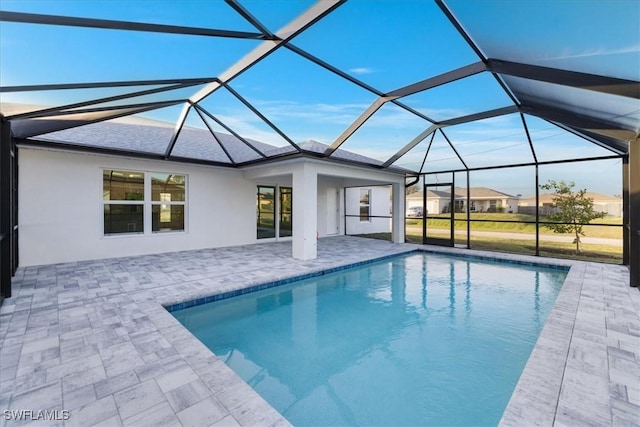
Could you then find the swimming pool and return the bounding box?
[172,252,568,426]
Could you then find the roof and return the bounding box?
[454,187,515,199]
[1,1,636,174]
[408,186,515,200]
[519,192,622,205]
[26,116,407,170]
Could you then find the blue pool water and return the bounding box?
[172,253,567,426]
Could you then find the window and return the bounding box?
[151,173,185,233]
[103,170,144,234]
[360,189,371,221]
[103,170,186,235]
[257,186,276,239]
[257,186,292,239]
[279,187,292,238]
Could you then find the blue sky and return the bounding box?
[0,0,636,196]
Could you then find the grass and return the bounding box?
[403,230,622,264]
[355,224,622,264]
[406,213,622,239]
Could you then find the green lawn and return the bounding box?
[406,213,622,239]
[357,212,624,264]
[403,228,622,264]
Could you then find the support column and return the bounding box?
[1,118,12,299]
[623,155,629,266]
[292,163,317,260]
[392,182,405,243]
[630,138,639,287]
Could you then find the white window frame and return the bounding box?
[150,172,187,234]
[102,168,188,237]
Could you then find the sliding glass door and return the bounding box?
[279,187,292,238]
[257,186,292,239]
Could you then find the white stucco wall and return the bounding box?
[317,176,344,237]
[19,147,256,266]
[345,186,392,235]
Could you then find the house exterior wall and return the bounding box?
[518,198,622,217]
[406,196,421,210]
[20,150,405,266]
[345,185,392,235]
[406,195,440,214]
[596,202,622,217]
[317,176,344,237]
[19,147,256,266]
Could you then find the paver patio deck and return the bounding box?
[0,236,638,426]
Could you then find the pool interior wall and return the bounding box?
[165,249,569,313]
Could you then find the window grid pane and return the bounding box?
[152,205,185,233]
[151,173,186,202]
[257,186,276,239]
[104,204,144,235]
[103,170,144,201]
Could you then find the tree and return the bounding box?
[539,180,606,254]
[406,185,420,195]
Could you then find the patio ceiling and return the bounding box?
[0,0,637,173]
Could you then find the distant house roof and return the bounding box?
[407,187,516,201]
[519,192,622,205]
[454,187,515,199]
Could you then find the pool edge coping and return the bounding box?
[164,246,571,313]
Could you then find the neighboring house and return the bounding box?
[406,187,518,215]
[518,193,622,217]
[17,119,406,266]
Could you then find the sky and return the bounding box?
[0,0,636,197]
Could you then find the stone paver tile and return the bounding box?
[122,401,181,427]
[156,365,199,393]
[61,365,107,393]
[134,362,168,382]
[46,354,103,382]
[9,381,62,412]
[627,385,640,407]
[99,342,146,377]
[62,383,97,411]
[210,415,242,427]
[165,379,211,413]
[611,413,640,427]
[65,395,118,427]
[231,397,290,427]
[60,341,99,363]
[271,418,294,427]
[176,397,227,427]
[92,414,123,427]
[113,379,166,420]
[610,396,640,420]
[21,336,59,355]
[94,370,140,400]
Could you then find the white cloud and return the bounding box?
[542,44,640,60]
[348,67,375,75]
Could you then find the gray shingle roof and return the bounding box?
[34,121,399,168]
